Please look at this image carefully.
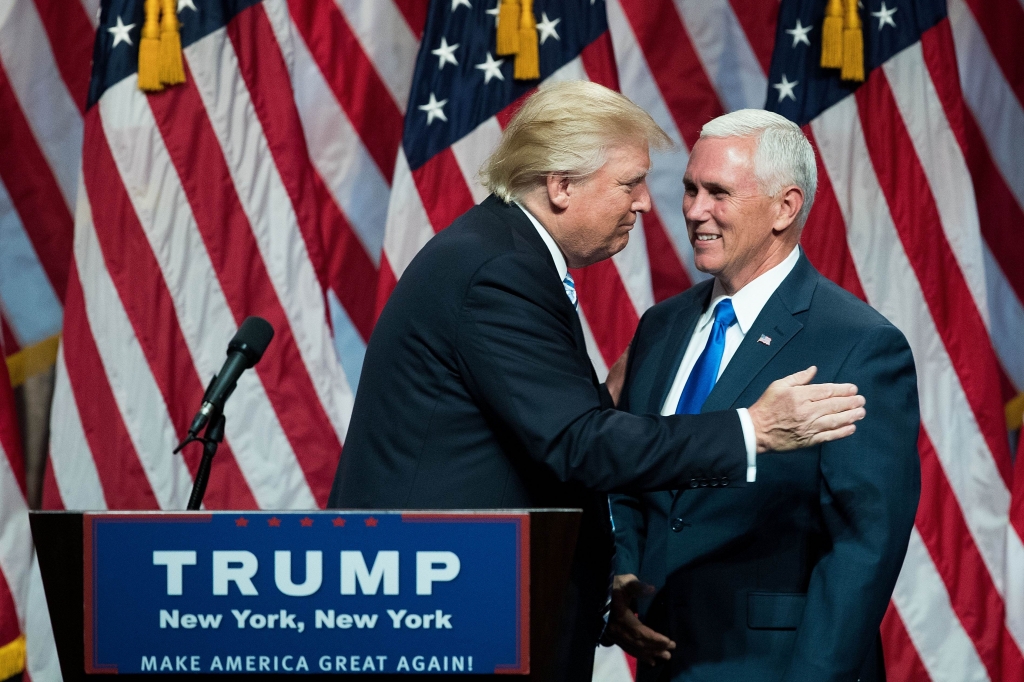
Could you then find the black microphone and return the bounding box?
[183,316,274,441]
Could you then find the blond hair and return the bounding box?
[480,80,671,202]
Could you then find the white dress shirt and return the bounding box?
[517,201,776,482]
[516,202,568,281]
[661,245,801,482]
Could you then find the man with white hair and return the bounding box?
[606,109,921,681]
[329,85,869,680]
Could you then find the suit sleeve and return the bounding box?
[454,251,747,494]
[784,323,921,682]
[609,316,649,574]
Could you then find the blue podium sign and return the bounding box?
[84,511,530,674]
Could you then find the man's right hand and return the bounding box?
[747,366,866,453]
[602,574,675,666]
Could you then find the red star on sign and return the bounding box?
[267,517,282,527]
[332,517,346,527]
[364,517,378,527]
[300,517,314,527]
[235,517,248,527]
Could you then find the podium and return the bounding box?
[30,509,582,680]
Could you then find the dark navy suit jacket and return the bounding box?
[611,253,920,682]
[328,195,748,680]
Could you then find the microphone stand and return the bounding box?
[175,375,226,510]
[184,408,224,510]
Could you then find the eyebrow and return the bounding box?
[621,170,649,185]
[683,178,730,194]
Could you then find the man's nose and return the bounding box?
[633,184,653,213]
[684,191,709,220]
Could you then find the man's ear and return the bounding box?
[545,173,572,211]
[773,186,804,233]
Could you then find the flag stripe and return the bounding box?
[227,3,379,342]
[926,26,1024,316]
[882,39,989,330]
[40,452,64,511]
[0,446,30,630]
[0,63,72,302]
[412,148,477,232]
[854,68,1012,483]
[725,0,779,75]
[881,606,939,682]
[0,178,63,347]
[60,262,159,509]
[915,429,1011,680]
[147,63,339,508]
[799,128,867,302]
[381,150,434,283]
[949,0,1024,224]
[47,346,106,510]
[670,0,768,111]
[184,25,354,454]
[961,0,1024,108]
[639,207,691,304]
[334,0,420,113]
[390,0,428,40]
[287,0,405,182]
[262,0,390,269]
[96,76,318,511]
[572,260,640,366]
[0,316,18,355]
[891,529,991,682]
[0,0,82,210]
[579,30,621,90]
[615,0,725,148]
[72,174,198,511]
[80,110,259,511]
[606,0,701,290]
[30,0,93,113]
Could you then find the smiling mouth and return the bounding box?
[695,234,721,241]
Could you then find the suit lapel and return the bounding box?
[702,254,819,412]
[649,282,713,414]
[485,195,589,349]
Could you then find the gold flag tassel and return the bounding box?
[496,0,520,55]
[514,0,539,80]
[0,635,26,682]
[138,0,163,91]
[820,0,843,69]
[841,0,865,81]
[159,0,185,85]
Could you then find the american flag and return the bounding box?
[0,0,1020,680]
[0,356,27,680]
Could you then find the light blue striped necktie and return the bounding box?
[676,299,737,414]
[563,272,578,310]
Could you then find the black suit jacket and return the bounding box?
[329,195,747,680]
[611,254,921,682]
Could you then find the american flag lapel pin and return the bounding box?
[757,334,772,346]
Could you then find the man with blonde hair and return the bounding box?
[606,109,920,681]
[328,85,867,679]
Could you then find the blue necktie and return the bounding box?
[563,272,578,309]
[676,299,737,414]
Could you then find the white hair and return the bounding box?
[700,109,817,228]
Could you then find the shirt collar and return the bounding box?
[515,201,568,281]
[700,245,801,335]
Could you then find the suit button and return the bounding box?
[710,477,719,487]
[689,478,699,489]
[699,479,709,487]
[671,518,686,532]
[721,476,730,487]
